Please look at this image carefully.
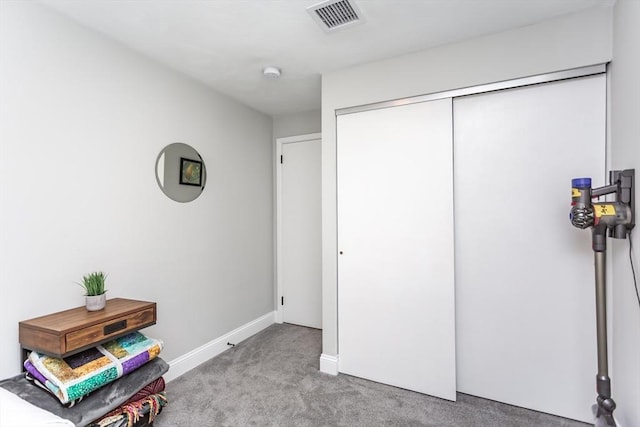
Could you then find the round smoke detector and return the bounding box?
[263,66,281,79]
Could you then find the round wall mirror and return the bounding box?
[155,143,206,203]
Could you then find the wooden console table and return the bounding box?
[19,298,156,362]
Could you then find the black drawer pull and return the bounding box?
[104,320,127,335]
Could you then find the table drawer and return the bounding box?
[66,307,155,353]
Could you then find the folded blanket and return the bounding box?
[88,392,167,427]
[120,377,165,406]
[24,332,163,405]
[1,358,169,427]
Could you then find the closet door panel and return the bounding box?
[337,99,456,400]
[454,75,605,422]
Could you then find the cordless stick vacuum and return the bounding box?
[569,169,635,427]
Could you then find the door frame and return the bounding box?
[275,132,322,324]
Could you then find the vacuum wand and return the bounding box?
[569,169,634,427]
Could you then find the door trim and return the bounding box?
[276,133,322,324]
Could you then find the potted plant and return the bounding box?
[77,271,107,311]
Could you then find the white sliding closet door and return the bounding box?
[454,75,605,422]
[337,99,456,400]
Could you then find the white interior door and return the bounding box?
[279,136,322,329]
[337,99,456,400]
[453,75,606,422]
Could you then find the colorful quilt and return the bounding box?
[24,332,163,405]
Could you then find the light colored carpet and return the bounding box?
[155,323,591,426]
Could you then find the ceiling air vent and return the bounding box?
[308,0,364,32]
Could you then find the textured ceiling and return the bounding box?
[40,0,613,117]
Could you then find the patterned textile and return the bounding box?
[23,374,85,408]
[122,376,165,406]
[24,332,163,405]
[25,374,165,409]
[89,392,167,427]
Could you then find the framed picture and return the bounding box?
[179,157,202,187]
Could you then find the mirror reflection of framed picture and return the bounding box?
[179,157,202,186]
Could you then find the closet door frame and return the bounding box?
[336,64,605,116]
[334,63,608,416]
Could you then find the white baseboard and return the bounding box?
[319,353,339,376]
[164,311,275,382]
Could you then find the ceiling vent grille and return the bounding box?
[308,0,364,32]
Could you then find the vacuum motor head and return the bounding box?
[570,177,594,229]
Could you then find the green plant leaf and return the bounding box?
[76,271,107,296]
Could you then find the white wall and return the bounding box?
[321,5,613,359]
[0,1,274,379]
[610,1,640,425]
[273,110,321,140]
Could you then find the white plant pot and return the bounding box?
[86,293,107,311]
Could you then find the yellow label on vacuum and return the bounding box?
[572,188,582,197]
[595,204,616,217]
